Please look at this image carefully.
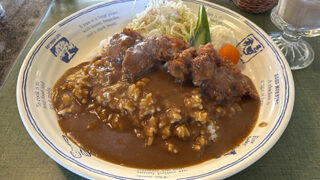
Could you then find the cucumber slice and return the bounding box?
[190,5,211,49]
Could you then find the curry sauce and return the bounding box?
[51,29,260,169]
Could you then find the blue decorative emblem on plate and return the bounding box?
[237,34,264,63]
[224,149,237,156]
[62,135,91,158]
[50,37,78,63]
[214,149,237,159]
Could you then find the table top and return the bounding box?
[1,0,319,179]
[0,0,50,88]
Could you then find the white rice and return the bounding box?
[207,122,218,141]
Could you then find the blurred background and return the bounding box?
[0,0,50,88]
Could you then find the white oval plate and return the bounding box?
[16,0,294,179]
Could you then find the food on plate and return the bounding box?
[210,24,238,51]
[127,0,197,41]
[129,0,240,64]
[219,44,240,64]
[190,5,211,49]
[51,1,260,169]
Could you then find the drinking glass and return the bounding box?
[0,3,5,18]
[270,0,320,70]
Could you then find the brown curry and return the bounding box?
[51,28,260,169]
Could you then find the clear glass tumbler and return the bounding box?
[0,3,5,18]
[270,0,320,70]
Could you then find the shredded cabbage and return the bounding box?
[127,0,197,42]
